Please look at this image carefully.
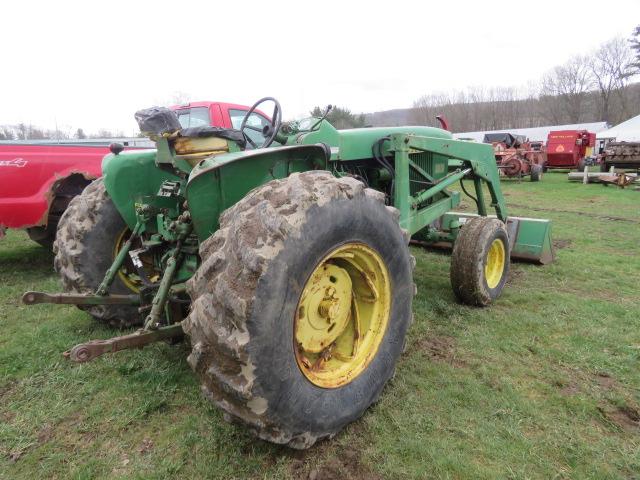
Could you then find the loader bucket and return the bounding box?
[439,212,554,265]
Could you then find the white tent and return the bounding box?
[454,122,608,143]
[596,115,640,142]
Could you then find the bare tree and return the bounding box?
[540,56,592,123]
[169,91,193,105]
[589,37,634,123]
[92,129,114,138]
[629,25,640,75]
[0,127,13,141]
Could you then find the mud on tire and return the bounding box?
[184,171,415,449]
[53,179,141,328]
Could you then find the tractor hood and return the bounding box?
[295,124,453,161]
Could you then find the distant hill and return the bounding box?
[365,108,417,127]
[363,83,640,133]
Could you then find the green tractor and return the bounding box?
[23,98,553,449]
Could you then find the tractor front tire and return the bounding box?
[184,171,415,449]
[54,179,141,328]
[450,217,509,306]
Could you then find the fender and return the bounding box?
[186,144,329,240]
[0,165,98,229]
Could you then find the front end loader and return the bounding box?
[23,98,553,448]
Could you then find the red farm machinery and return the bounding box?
[483,133,545,181]
[545,130,596,171]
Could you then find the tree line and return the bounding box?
[0,125,124,141]
[405,31,640,133]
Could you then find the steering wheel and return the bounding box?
[240,97,282,149]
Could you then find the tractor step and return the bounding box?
[63,323,184,363]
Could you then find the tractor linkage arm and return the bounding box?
[22,210,192,363]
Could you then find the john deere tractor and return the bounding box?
[23,97,553,449]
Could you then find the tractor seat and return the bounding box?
[135,106,247,158]
[172,126,246,158]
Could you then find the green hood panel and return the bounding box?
[298,125,453,160]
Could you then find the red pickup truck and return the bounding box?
[0,101,269,245]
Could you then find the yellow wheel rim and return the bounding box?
[113,229,158,293]
[294,242,391,389]
[484,238,506,289]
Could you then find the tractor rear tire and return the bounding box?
[53,179,141,328]
[184,171,415,449]
[530,164,542,182]
[450,217,509,306]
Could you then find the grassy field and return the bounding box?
[1,173,639,479]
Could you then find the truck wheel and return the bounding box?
[53,179,141,328]
[530,164,542,182]
[577,159,586,172]
[450,217,509,306]
[27,225,56,248]
[184,171,415,449]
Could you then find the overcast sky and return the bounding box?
[1,0,639,135]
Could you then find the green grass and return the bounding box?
[1,173,639,479]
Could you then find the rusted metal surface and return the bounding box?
[601,141,640,169]
[30,171,97,229]
[599,173,637,187]
[22,291,140,305]
[63,323,184,363]
[436,115,450,131]
[491,141,545,178]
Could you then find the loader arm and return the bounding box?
[388,133,508,234]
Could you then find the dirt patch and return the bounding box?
[553,238,573,250]
[8,448,25,463]
[595,372,618,391]
[138,437,154,455]
[508,268,525,284]
[288,449,379,480]
[305,449,382,480]
[286,422,380,480]
[559,382,581,396]
[414,335,466,367]
[598,405,640,432]
[0,381,16,400]
[37,423,54,444]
